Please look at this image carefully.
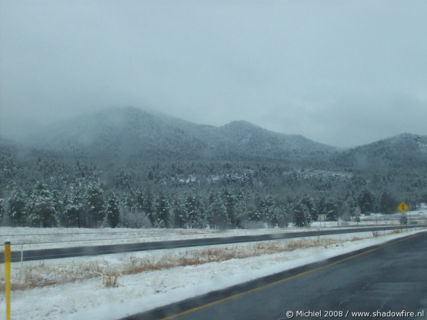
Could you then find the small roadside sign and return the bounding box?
[397,201,409,214]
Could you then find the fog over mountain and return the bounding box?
[1,106,426,169]
[9,107,334,164]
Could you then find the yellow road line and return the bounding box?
[160,233,422,320]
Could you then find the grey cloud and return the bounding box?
[1,0,426,147]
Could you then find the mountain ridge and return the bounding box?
[334,132,427,169]
[1,106,426,167]
[13,106,335,163]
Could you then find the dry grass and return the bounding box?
[102,271,119,288]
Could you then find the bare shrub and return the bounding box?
[102,271,119,288]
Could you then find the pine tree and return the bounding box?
[302,195,317,222]
[207,193,229,229]
[234,192,248,227]
[222,190,236,227]
[125,195,135,213]
[340,200,352,222]
[248,195,263,222]
[358,189,375,214]
[269,205,280,227]
[316,197,326,216]
[106,193,120,228]
[6,183,27,226]
[277,203,291,227]
[85,182,105,227]
[52,190,63,219]
[206,193,216,227]
[143,189,154,225]
[154,194,170,228]
[326,199,338,221]
[62,194,82,227]
[262,195,276,226]
[293,202,310,227]
[135,188,145,213]
[354,206,361,223]
[28,182,57,227]
[185,194,204,228]
[172,198,186,228]
[0,198,4,224]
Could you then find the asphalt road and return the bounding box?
[123,231,427,320]
[2,225,424,262]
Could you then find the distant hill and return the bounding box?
[26,107,208,159]
[216,120,334,162]
[20,106,336,163]
[334,133,427,169]
[3,107,426,168]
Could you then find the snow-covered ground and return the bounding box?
[0,227,426,320]
[1,208,426,252]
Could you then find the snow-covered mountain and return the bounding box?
[26,107,208,159]
[335,133,427,168]
[20,107,336,163]
[4,107,426,168]
[216,120,334,161]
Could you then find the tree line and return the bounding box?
[1,151,426,229]
[0,179,414,229]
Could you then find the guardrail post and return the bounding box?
[4,241,11,320]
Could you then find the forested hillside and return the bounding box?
[1,108,426,229]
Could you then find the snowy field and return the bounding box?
[1,208,426,252]
[0,227,426,320]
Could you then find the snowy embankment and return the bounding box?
[0,225,383,251]
[1,208,426,252]
[0,226,426,320]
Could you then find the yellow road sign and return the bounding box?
[397,201,409,214]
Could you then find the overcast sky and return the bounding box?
[1,0,426,147]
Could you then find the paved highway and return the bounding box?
[1,225,423,262]
[123,231,427,320]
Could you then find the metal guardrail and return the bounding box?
[0,224,425,263]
